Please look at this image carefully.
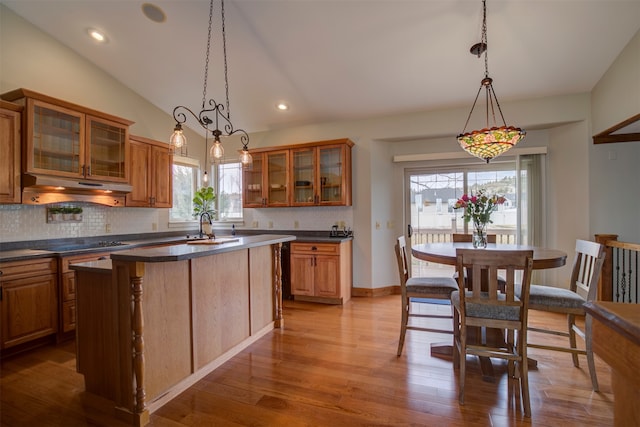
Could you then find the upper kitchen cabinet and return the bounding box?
[0,101,22,204]
[243,149,290,208]
[244,138,353,208]
[126,135,173,208]
[0,89,133,183]
[292,139,353,206]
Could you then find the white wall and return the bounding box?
[590,29,640,243]
[1,5,637,290]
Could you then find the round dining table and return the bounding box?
[410,241,568,381]
[411,242,567,270]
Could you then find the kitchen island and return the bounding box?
[70,234,295,427]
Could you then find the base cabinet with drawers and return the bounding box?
[0,258,58,350]
[290,240,352,304]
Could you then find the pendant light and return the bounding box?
[457,0,526,163]
[169,0,252,166]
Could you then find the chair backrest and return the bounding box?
[395,236,410,287]
[455,249,534,325]
[571,239,605,302]
[452,233,497,243]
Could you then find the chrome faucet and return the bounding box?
[199,211,214,238]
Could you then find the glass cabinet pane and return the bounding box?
[32,103,82,175]
[88,118,127,180]
[319,146,343,203]
[267,151,288,205]
[292,148,315,204]
[244,155,264,205]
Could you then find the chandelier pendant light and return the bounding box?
[457,0,525,163]
[170,0,252,166]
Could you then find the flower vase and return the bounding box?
[473,223,488,248]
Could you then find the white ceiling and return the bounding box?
[4,0,640,135]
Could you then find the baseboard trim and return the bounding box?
[352,286,400,297]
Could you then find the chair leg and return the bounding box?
[459,322,467,405]
[397,297,409,356]
[452,306,460,369]
[518,331,531,417]
[568,314,579,367]
[585,315,600,392]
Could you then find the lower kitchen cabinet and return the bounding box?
[290,240,352,304]
[0,258,58,350]
[58,252,109,339]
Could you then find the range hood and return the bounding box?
[21,174,132,207]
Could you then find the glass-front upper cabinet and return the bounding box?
[291,147,316,206]
[266,150,289,207]
[28,99,84,178]
[243,154,265,207]
[2,89,132,183]
[291,140,353,207]
[87,116,128,182]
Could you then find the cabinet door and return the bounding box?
[290,253,314,296]
[318,144,350,206]
[314,255,340,297]
[265,150,289,207]
[0,105,21,203]
[291,147,317,206]
[151,145,173,207]
[126,139,152,206]
[25,99,84,178]
[243,153,265,207]
[1,274,58,349]
[86,115,129,182]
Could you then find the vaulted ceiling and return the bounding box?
[4,0,640,135]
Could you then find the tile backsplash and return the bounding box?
[0,204,354,244]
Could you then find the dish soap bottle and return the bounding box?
[231,224,236,236]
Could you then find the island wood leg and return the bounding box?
[273,243,284,328]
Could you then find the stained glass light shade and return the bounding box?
[457,126,526,163]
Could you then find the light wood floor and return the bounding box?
[1,295,614,426]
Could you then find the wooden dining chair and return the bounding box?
[452,248,534,417]
[451,233,505,289]
[517,239,605,391]
[395,236,459,356]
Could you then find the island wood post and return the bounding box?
[115,261,149,427]
[273,242,284,328]
[595,234,618,302]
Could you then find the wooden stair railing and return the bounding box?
[595,234,640,303]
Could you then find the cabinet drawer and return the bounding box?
[290,242,339,255]
[61,252,109,273]
[62,301,76,333]
[0,258,57,280]
[61,272,76,302]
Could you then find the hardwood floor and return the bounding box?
[1,295,613,426]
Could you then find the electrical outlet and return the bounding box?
[375,222,381,230]
[387,221,394,229]
[339,221,346,228]
[152,222,158,231]
[105,223,111,233]
[268,221,273,229]
[294,220,299,229]
[252,221,258,228]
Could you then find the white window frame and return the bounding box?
[211,161,244,223]
[169,155,200,227]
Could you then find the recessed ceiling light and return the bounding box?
[142,3,166,23]
[276,102,289,111]
[87,28,107,43]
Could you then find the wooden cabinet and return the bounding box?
[58,252,109,337]
[243,149,290,207]
[126,135,173,208]
[0,88,132,183]
[290,240,352,304]
[292,141,352,206]
[0,258,58,350]
[0,101,22,203]
[244,138,353,208]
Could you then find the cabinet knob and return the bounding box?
[311,246,317,251]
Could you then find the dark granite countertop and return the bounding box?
[0,230,352,262]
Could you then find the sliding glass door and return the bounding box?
[405,155,544,277]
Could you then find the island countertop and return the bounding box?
[108,234,296,263]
